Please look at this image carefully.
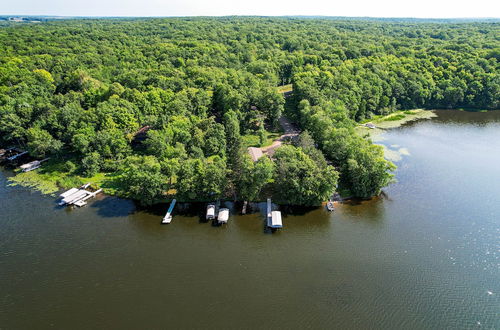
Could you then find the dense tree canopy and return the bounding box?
[0,17,498,204]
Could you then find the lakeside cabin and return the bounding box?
[206,204,216,220]
[217,208,229,224]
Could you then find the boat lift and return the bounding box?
[206,204,216,220]
[267,198,283,229]
[217,208,229,224]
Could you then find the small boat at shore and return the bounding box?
[326,200,335,211]
[217,208,229,224]
[206,204,215,220]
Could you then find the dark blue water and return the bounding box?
[0,110,499,329]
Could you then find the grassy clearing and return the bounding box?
[277,84,293,94]
[371,109,437,128]
[242,130,282,148]
[385,114,406,121]
[7,158,122,196]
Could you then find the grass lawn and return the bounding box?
[242,130,282,148]
[8,158,123,196]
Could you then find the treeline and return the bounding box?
[0,17,498,204]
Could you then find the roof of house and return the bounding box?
[247,147,263,162]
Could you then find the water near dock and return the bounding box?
[1,110,499,329]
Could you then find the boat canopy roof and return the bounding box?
[207,205,215,217]
[218,208,229,222]
[270,211,283,228]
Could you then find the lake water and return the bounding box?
[1,110,499,329]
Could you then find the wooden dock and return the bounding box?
[162,199,177,224]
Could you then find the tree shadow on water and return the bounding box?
[90,196,136,218]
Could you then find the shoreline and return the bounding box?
[2,109,438,204]
[356,109,437,142]
[356,109,438,162]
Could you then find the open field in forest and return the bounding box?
[277,84,293,94]
[242,130,282,148]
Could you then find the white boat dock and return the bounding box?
[60,188,79,199]
[267,198,283,229]
[19,158,49,172]
[162,199,177,224]
[73,189,103,207]
[217,208,229,224]
[7,151,28,161]
[60,190,88,205]
[58,184,102,207]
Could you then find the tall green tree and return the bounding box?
[121,155,169,205]
[273,145,338,205]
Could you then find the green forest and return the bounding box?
[0,17,498,205]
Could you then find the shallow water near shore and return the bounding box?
[1,110,499,329]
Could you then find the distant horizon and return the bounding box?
[2,14,499,20]
[1,0,498,19]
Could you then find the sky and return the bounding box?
[1,0,499,18]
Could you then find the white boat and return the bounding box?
[206,204,216,220]
[162,214,172,224]
[217,208,229,224]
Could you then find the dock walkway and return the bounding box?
[162,199,177,224]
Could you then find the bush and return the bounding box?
[386,114,406,121]
[81,152,101,177]
[62,160,77,173]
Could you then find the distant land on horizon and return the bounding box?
[1,15,499,22]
